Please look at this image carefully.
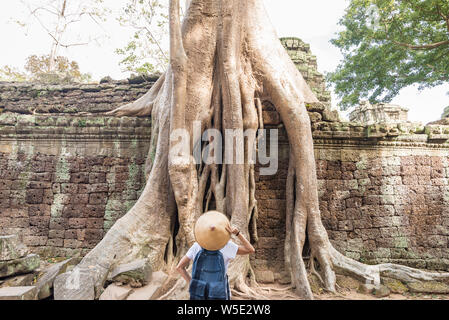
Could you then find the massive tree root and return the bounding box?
[55,0,449,300]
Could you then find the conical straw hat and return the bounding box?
[194,211,231,251]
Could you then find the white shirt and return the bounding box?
[186,241,239,274]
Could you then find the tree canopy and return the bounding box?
[0,55,91,83]
[328,0,449,110]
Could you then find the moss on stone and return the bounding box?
[0,112,17,125]
[394,237,409,249]
[382,277,409,294]
[51,194,68,218]
[407,281,449,294]
[55,147,71,183]
[85,117,105,127]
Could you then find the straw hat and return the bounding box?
[194,211,231,251]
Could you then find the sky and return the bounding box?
[0,0,448,124]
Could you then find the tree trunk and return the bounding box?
[55,0,449,300]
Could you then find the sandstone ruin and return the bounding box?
[1,33,449,299]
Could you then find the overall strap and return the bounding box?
[191,248,204,280]
[204,249,226,281]
[215,250,226,282]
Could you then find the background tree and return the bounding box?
[26,54,92,83]
[18,0,109,72]
[0,0,109,83]
[116,0,169,76]
[328,0,449,110]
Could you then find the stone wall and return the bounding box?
[0,79,153,115]
[1,80,449,283]
[0,80,152,257]
[1,41,449,283]
[280,37,332,107]
[249,108,449,282]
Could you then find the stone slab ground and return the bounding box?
[0,286,37,300]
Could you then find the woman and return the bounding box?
[176,223,255,300]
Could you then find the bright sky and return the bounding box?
[0,0,448,123]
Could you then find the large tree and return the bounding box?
[56,0,449,300]
[328,0,449,110]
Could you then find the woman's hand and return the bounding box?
[226,225,240,236]
[226,225,255,255]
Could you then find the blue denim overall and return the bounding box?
[189,249,230,300]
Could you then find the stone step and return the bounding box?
[100,284,133,300]
[54,268,95,300]
[0,254,41,279]
[0,286,37,300]
[0,235,29,261]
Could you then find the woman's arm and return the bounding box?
[226,226,256,255]
[176,256,192,284]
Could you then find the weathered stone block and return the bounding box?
[89,173,106,184]
[89,193,108,205]
[255,270,275,284]
[68,218,87,229]
[35,258,74,300]
[46,239,63,247]
[0,273,35,287]
[70,173,89,184]
[0,235,29,261]
[372,285,391,298]
[25,189,44,204]
[0,286,37,300]
[84,229,103,241]
[382,277,408,294]
[407,281,449,294]
[63,239,81,249]
[357,283,376,294]
[108,259,152,287]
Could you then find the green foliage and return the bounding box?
[116,0,169,75]
[25,55,92,84]
[328,0,449,110]
[0,66,28,82]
